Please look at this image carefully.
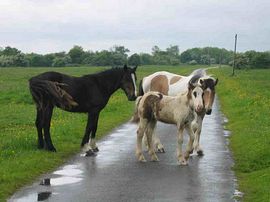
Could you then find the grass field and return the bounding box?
[210,67,270,202]
[0,65,199,200]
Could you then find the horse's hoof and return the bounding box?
[48,147,56,152]
[151,155,159,162]
[197,150,204,156]
[179,160,188,166]
[37,145,44,149]
[85,149,97,157]
[157,148,165,153]
[138,155,146,162]
[93,147,99,152]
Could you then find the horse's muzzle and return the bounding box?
[195,105,204,113]
[128,95,137,101]
[206,109,212,115]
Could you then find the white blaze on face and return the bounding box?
[193,87,204,112]
[131,73,137,96]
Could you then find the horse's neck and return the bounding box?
[96,69,123,97]
[176,91,194,111]
[168,76,191,96]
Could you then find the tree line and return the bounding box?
[0,45,269,68]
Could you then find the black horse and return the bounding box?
[29,65,137,156]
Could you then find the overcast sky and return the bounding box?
[0,0,269,54]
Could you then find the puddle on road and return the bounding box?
[40,164,83,187]
[80,123,137,167]
[9,164,83,202]
[10,192,53,202]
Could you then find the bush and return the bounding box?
[188,60,198,65]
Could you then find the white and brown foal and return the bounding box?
[136,81,204,165]
[135,69,218,155]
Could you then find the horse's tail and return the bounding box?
[130,79,144,123]
[138,79,144,96]
[130,96,143,123]
[29,78,78,110]
[142,92,163,120]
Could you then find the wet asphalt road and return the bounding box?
[9,98,236,202]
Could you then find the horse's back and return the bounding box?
[30,71,75,83]
[142,71,189,96]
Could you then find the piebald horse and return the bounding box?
[29,65,137,156]
[136,69,218,155]
[136,81,204,165]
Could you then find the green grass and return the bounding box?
[0,65,200,200]
[210,67,270,202]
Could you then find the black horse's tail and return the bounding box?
[29,78,78,110]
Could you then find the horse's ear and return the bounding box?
[133,65,138,71]
[199,79,204,86]
[215,78,219,86]
[199,79,207,89]
[123,64,128,71]
[188,81,195,90]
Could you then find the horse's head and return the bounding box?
[198,77,218,115]
[188,81,204,113]
[120,64,138,101]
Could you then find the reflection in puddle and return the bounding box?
[40,178,50,186]
[50,176,82,186]
[10,192,53,202]
[37,192,51,201]
[39,164,83,187]
[53,165,83,176]
[234,189,244,199]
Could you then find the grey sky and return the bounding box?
[0,0,269,54]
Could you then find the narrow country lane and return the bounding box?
[9,98,236,202]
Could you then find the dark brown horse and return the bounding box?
[29,65,137,156]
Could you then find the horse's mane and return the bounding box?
[83,67,124,78]
[190,68,215,82]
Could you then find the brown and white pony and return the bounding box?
[134,69,218,155]
[136,81,204,165]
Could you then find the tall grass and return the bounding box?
[210,67,270,202]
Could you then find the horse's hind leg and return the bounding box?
[146,121,159,162]
[35,108,44,149]
[136,118,148,162]
[43,104,56,152]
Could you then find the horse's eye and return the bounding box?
[202,92,204,97]
[193,92,197,97]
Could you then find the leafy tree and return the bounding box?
[26,53,49,67]
[52,56,71,67]
[68,45,84,64]
[0,46,21,56]
[128,53,141,65]
[140,53,153,65]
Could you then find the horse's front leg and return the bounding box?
[153,133,165,153]
[81,113,99,156]
[177,126,187,165]
[89,114,99,153]
[185,125,195,160]
[192,116,203,156]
